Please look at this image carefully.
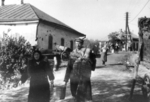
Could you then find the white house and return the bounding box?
[0,3,85,51]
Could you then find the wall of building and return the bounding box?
[37,21,82,50]
[0,23,38,46]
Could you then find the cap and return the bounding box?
[75,37,85,44]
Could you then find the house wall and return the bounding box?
[0,23,38,46]
[37,21,82,50]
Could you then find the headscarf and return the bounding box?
[32,50,43,62]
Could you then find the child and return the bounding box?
[19,57,28,85]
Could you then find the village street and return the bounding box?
[0,1,149,102]
[0,52,149,102]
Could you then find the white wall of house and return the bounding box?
[0,23,38,46]
[37,21,81,50]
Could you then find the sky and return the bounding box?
[1,0,150,40]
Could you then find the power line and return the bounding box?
[129,0,140,14]
[129,0,150,23]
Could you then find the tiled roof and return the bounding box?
[0,4,85,36]
[30,5,70,27]
[120,31,138,39]
[0,4,38,21]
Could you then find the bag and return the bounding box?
[82,48,96,71]
[60,85,66,99]
[76,78,86,101]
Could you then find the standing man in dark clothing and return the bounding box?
[53,51,61,71]
[101,42,108,65]
[63,38,93,102]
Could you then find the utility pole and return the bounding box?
[1,0,5,6]
[21,0,24,4]
[125,12,131,51]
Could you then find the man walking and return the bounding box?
[64,38,94,102]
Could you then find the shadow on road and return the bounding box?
[107,63,124,66]
[96,63,124,69]
[63,78,146,102]
[91,79,146,102]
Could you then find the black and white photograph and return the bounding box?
[0,0,150,102]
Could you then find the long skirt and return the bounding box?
[28,77,50,102]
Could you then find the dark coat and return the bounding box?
[64,50,92,101]
[27,59,54,102]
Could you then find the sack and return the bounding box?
[60,86,66,99]
[76,80,85,101]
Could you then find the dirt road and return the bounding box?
[0,52,149,102]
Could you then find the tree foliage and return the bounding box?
[0,34,32,90]
[108,32,120,43]
[108,30,129,45]
[1,35,31,51]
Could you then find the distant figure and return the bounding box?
[19,57,28,84]
[115,43,119,53]
[127,41,132,51]
[111,43,115,53]
[101,42,108,65]
[53,51,61,71]
[27,50,54,102]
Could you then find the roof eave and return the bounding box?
[60,25,85,36]
[0,19,39,25]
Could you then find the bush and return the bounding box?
[0,34,32,90]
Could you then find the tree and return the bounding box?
[6,35,27,50]
[108,31,120,43]
[17,36,27,47]
[0,34,32,89]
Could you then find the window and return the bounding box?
[61,38,64,46]
[48,35,53,49]
[70,40,73,50]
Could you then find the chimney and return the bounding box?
[21,0,24,4]
[1,0,5,6]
